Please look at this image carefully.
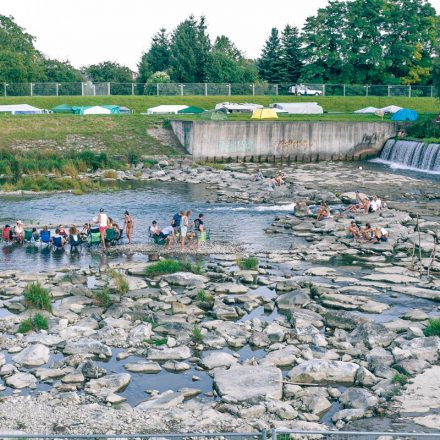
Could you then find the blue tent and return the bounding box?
[391,108,418,121]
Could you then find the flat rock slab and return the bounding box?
[147,346,191,361]
[321,293,389,314]
[288,360,359,385]
[6,372,37,389]
[124,361,161,374]
[215,283,248,294]
[362,274,421,284]
[214,365,282,402]
[137,390,184,410]
[201,351,237,369]
[12,344,50,367]
[162,272,208,286]
[85,373,131,396]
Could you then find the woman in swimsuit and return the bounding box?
[124,211,134,244]
[180,210,191,251]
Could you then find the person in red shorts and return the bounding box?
[97,208,108,250]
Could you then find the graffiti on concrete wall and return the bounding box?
[276,139,309,155]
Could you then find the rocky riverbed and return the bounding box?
[0,161,439,434]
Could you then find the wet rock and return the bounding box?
[276,290,311,311]
[366,347,394,370]
[350,322,396,348]
[403,309,429,321]
[355,366,378,387]
[162,361,190,372]
[64,338,112,358]
[288,360,359,385]
[215,283,248,294]
[128,323,152,343]
[6,372,37,389]
[266,399,298,420]
[323,310,368,331]
[214,365,282,403]
[340,387,379,409]
[35,368,69,381]
[201,351,238,369]
[12,344,49,367]
[264,323,286,342]
[362,273,420,284]
[261,345,298,367]
[332,408,366,423]
[124,361,161,374]
[393,336,440,364]
[81,360,107,378]
[147,346,191,361]
[161,272,208,287]
[276,279,301,292]
[85,373,131,396]
[320,293,389,314]
[137,390,184,410]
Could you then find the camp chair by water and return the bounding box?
[87,228,102,246]
[113,228,123,243]
[40,230,51,246]
[105,227,116,245]
[24,230,33,242]
[148,226,166,246]
[69,234,81,251]
[52,236,64,250]
[2,226,11,241]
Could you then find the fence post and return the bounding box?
[271,428,277,440]
[275,84,279,96]
[204,83,208,96]
[262,429,267,440]
[252,84,255,96]
[81,82,84,96]
[107,82,111,96]
[431,86,433,98]
[180,84,184,96]
[3,83,6,97]
[157,83,159,96]
[30,82,33,97]
[388,85,390,97]
[408,85,411,98]
[366,85,368,97]
[228,84,231,96]
[131,83,134,96]
[323,84,326,96]
[56,83,59,97]
[343,84,346,96]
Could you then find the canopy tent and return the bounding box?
[147,105,189,115]
[354,106,379,114]
[72,106,112,115]
[200,110,227,120]
[0,104,44,115]
[101,105,121,114]
[177,106,205,114]
[381,105,402,114]
[270,102,324,114]
[214,102,263,114]
[52,104,75,114]
[251,108,278,119]
[391,108,418,121]
[119,106,131,114]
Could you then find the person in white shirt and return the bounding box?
[97,208,109,250]
[370,195,382,212]
[150,221,160,236]
[159,225,176,249]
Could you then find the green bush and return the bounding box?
[145,259,202,277]
[405,116,440,142]
[197,289,214,303]
[392,372,410,386]
[237,256,259,271]
[109,269,129,294]
[192,325,203,342]
[145,337,168,346]
[196,161,225,171]
[23,282,52,312]
[18,313,49,333]
[94,288,112,308]
[423,318,440,337]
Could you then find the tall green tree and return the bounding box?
[280,25,303,83]
[258,28,284,82]
[42,58,81,82]
[84,61,132,82]
[137,28,170,83]
[169,15,211,82]
[0,14,45,82]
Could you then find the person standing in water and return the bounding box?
[97,208,108,250]
[180,210,191,251]
[123,211,134,244]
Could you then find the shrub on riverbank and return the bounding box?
[109,269,129,294]
[23,282,52,312]
[405,117,440,143]
[237,256,259,270]
[423,318,440,337]
[93,288,112,308]
[18,313,49,334]
[145,259,202,277]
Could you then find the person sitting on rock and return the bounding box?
[374,226,389,242]
[149,220,160,236]
[316,202,331,221]
[13,220,24,243]
[361,223,375,241]
[253,168,264,181]
[347,221,361,240]
[294,201,311,217]
[370,195,382,212]
[159,225,176,250]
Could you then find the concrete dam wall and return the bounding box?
[170,120,396,160]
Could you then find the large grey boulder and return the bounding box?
[162,272,208,287]
[392,336,440,364]
[85,373,131,396]
[128,323,152,343]
[214,365,282,403]
[276,290,311,311]
[260,345,299,367]
[288,360,359,385]
[340,387,379,409]
[6,372,37,389]
[137,390,184,410]
[350,322,396,348]
[12,344,49,367]
[324,310,368,331]
[64,338,112,358]
[147,346,191,361]
[124,361,161,374]
[201,351,237,370]
[366,347,394,370]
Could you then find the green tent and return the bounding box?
[178,106,205,114]
[200,110,227,120]
[52,104,75,114]
[101,105,121,114]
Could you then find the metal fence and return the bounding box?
[1,430,440,440]
[0,82,437,98]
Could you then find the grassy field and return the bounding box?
[0,95,438,113]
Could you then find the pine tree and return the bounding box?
[258,28,284,83]
[280,25,303,84]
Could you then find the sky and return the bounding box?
[2,0,440,71]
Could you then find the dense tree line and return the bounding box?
[1,0,439,88]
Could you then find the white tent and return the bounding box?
[354,106,379,114]
[82,106,111,115]
[380,105,402,114]
[270,102,324,114]
[146,105,189,115]
[0,104,44,115]
[214,102,263,113]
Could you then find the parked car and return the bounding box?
[288,85,323,96]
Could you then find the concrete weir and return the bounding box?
[170,120,396,161]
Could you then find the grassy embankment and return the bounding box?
[0,96,438,192]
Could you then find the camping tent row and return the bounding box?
[354,105,419,121]
[52,104,131,114]
[0,104,45,114]
[146,105,205,115]
[354,105,403,114]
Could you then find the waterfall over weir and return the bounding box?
[377,139,440,173]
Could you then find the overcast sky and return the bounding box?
[2,0,440,70]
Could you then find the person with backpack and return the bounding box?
[192,213,205,250]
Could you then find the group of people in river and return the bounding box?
[149,210,206,251]
[254,169,286,188]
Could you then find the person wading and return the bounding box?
[98,208,108,250]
